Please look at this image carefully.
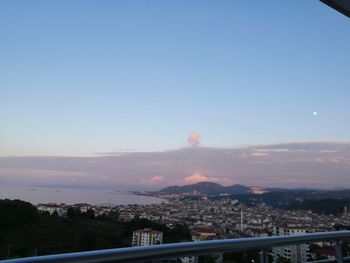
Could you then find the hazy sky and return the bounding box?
[1,143,350,189]
[1,1,350,156]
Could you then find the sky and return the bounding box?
[1,0,349,157]
[0,1,350,189]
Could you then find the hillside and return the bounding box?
[157,182,252,195]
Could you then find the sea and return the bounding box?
[0,185,164,205]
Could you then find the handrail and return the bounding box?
[2,231,350,263]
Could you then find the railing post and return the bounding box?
[259,249,268,263]
[335,241,344,263]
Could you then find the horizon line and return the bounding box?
[1,140,350,158]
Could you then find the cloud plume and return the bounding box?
[188,132,200,147]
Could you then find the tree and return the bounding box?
[52,211,58,217]
[67,207,81,217]
[83,209,95,219]
[78,231,97,251]
[171,224,192,241]
[107,210,119,223]
[0,199,38,226]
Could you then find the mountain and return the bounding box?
[157,182,252,196]
[154,181,350,198]
[225,184,253,195]
[156,182,350,215]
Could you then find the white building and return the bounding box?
[37,204,67,217]
[132,228,163,247]
[180,256,198,263]
[272,226,312,263]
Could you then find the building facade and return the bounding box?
[132,228,163,247]
[272,226,312,263]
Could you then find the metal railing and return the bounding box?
[2,231,350,263]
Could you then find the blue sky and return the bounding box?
[1,1,350,156]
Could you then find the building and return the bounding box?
[272,226,312,263]
[37,203,67,217]
[132,228,163,247]
[180,256,198,263]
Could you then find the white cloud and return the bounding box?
[183,173,238,186]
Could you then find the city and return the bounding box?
[33,189,350,262]
[1,0,349,262]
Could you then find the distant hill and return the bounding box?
[157,182,252,196]
[155,182,350,201]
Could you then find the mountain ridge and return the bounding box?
[154,182,350,202]
[157,181,254,195]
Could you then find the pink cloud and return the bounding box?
[240,152,270,158]
[184,173,208,184]
[183,173,238,186]
[188,132,200,147]
[149,175,164,184]
[140,175,165,185]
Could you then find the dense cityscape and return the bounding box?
[34,190,350,262]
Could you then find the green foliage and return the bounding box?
[288,199,350,215]
[83,209,95,219]
[107,210,119,223]
[0,199,37,227]
[170,224,192,242]
[0,199,192,260]
[67,207,81,217]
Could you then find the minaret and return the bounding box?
[240,208,244,232]
[344,206,348,217]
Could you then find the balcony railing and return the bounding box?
[1,231,350,263]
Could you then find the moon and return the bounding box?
[313,111,318,116]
